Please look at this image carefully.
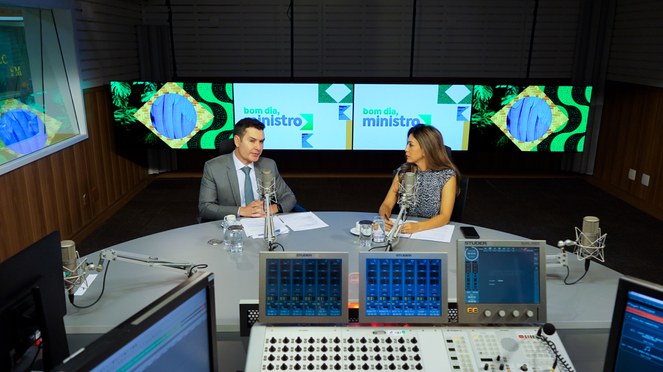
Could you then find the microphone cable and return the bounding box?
[562,259,590,285]
[268,242,285,251]
[535,323,574,372]
[70,261,112,309]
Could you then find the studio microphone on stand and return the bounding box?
[386,172,417,251]
[575,216,606,270]
[258,168,277,250]
[61,240,98,304]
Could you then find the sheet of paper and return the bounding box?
[278,212,329,231]
[402,223,455,243]
[240,216,290,238]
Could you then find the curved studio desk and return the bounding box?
[64,211,619,370]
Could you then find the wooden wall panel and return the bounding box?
[591,82,663,220]
[0,87,151,262]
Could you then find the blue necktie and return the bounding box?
[242,166,254,204]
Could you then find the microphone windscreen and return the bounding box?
[580,216,600,246]
[261,168,274,187]
[61,240,77,273]
[403,172,416,195]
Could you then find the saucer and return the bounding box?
[350,227,359,236]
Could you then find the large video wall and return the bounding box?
[110,81,592,152]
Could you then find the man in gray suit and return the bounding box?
[198,118,297,220]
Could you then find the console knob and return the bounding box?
[484,310,492,317]
[498,310,506,318]
[512,310,520,317]
[526,310,535,318]
[283,337,290,344]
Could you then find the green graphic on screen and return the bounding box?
[470,85,592,152]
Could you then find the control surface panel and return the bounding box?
[246,324,574,371]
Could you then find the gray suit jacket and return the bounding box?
[198,153,297,220]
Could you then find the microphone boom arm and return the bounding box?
[98,249,197,277]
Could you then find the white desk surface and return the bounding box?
[64,211,621,334]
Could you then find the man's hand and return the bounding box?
[240,200,266,218]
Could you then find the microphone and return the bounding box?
[575,215,606,266]
[258,168,276,198]
[401,172,417,209]
[258,168,277,249]
[61,240,80,303]
[386,172,417,250]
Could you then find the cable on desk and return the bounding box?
[536,323,574,372]
[563,259,590,285]
[70,261,112,309]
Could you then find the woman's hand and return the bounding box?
[399,222,420,234]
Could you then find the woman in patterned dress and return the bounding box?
[379,124,460,234]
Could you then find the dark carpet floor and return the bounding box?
[79,177,663,285]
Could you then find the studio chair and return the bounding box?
[451,176,469,223]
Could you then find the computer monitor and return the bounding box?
[603,277,663,372]
[456,239,547,324]
[258,252,349,324]
[0,231,70,371]
[55,271,218,371]
[358,252,449,324]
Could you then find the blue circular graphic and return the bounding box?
[507,97,552,142]
[0,108,47,154]
[150,93,197,139]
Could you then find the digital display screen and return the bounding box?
[359,252,448,324]
[463,246,540,304]
[93,289,211,371]
[364,257,443,317]
[264,258,344,317]
[110,81,592,152]
[352,84,470,150]
[614,290,663,370]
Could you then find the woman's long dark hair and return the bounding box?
[398,124,461,195]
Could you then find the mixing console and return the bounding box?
[245,324,574,371]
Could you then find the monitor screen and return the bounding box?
[55,271,218,372]
[358,252,449,324]
[0,231,69,371]
[603,277,663,372]
[258,252,349,324]
[456,239,547,324]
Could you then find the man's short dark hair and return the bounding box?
[234,117,265,138]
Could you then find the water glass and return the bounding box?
[372,216,385,243]
[227,224,244,253]
[358,220,373,248]
[223,215,238,249]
